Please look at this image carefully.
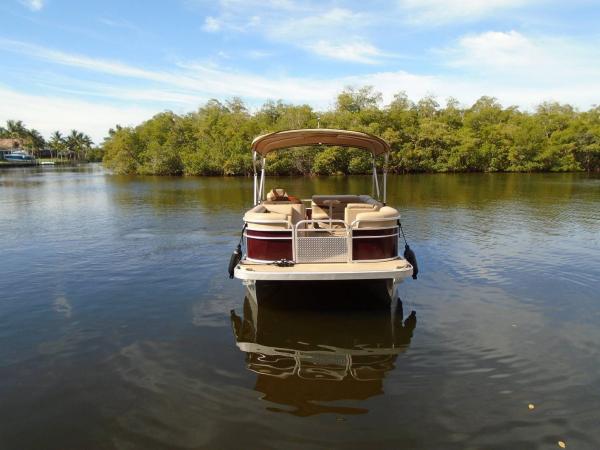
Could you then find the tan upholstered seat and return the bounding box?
[353,206,399,228]
[344,203,379,225]
[264,203,305,224]
[312,195,361,221]
[243,202,306,230]
[243,204,291,230]
[312,194,383,224]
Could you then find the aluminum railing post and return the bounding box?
[383,152,388,204]
[252,151,258,205]
[372,158,380,199]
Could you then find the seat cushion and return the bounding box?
[354,206,400,228]
[264,203,305,225]
[345,203,378,225]
[244,204,291,230]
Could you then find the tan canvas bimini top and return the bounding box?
[251,129,390,156]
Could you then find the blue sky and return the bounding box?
[1,0,599,141]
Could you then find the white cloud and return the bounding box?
[441,30,600,83]
[397,0,535,24]
[0,38,168,81]
[202,16,221,32]
[265,7,385,63]
[449,30,537,68]
[267,7,364,39]
[19,0,44,11]
[308,40,384,64]
[193,3,387,64]
[2,35,600,142]
[0,86,156,142]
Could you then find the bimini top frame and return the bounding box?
[251,129,391,205]
[252,129,390,156]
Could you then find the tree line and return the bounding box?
[73,87,600,174]
[0,120,101,161]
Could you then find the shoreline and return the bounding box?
[0,160,91,168]
[2,161,597,175]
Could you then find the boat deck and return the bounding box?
[235,258,412,281]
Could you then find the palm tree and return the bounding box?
[66,130,81,160]
[27,129,45,157]
[5,120,29,143]
[81,134,94,161]
[65,130,94,161]
[49,131,65,160]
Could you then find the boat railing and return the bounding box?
[244,213,402,264]
[294,219,350,263]
[350,215,401,263]
[350,214,401,228]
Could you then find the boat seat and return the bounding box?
[264,203,305,224]
[345,203,379,226]
[265,188,301,204]
[266,188,289,201]
[312,195,361,220]
[243,204,291,231]
[243,203,306,230]
[312,195,383,222]
[353,206,400,229]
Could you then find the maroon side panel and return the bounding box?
[352,233,398,260]
[246,230,293,261]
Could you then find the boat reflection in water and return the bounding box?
[230,281,417,416]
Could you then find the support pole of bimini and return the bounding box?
[383,152,388,205]
[258,157,266,202]
[372,157,375,198]
[252,151,258,205]
[372,156,380,200]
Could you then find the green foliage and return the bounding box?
[102,127,141,173]
[86,147,105,162]
[347,149,372,174]
[312,147,349,175]
[336,86,382,113]
[98,90,600,176]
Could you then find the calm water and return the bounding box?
[0,166,599,449]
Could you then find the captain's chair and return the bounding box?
[266,188,289,202]
[265,187,301,205]
[261,187,304,224]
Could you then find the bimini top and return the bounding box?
[251,129,390,156]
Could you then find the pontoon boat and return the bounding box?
[230,129,417,295]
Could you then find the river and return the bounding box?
[0,165,599,449]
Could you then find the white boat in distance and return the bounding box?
[3,150,35,162]
[229,129,418,294]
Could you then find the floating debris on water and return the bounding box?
[528,403,535,410]
[558,440,566,448]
